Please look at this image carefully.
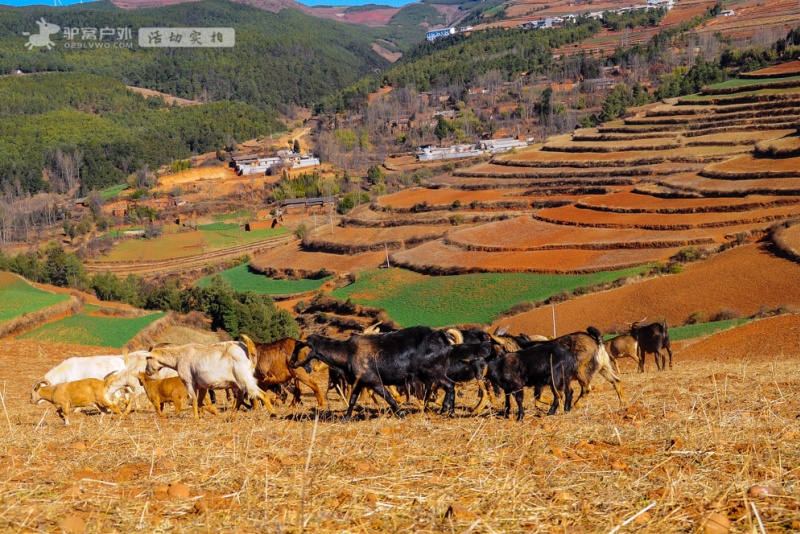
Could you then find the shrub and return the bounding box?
[295,223,310,240]
[469,200,480,210]
[315,312,328,323]
[449,214,465,226]
[295,300,308,313]
[674,246,701,263]
[451,199,461,210]
[573,285,591,296]
[711,307,740,322]
[685,310,704,325]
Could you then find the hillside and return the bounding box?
[0,1,389,110]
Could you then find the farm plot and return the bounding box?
[534,203,800,230]
[445,216,721,251]
[195,264,332,295]
[755,134,800,157]
[702,154,800,179]
[660,173,800,196]
[332,265,649,327]
[492,243,800,336]
[575,191,800,213]
[495,145,744,167]
[1,334,799,533]
[375,187,530,209]
[683,129,796,146]
[542,134,682,152]
[0,272,70,324]
[302,225,451,254]
[17,311,166,348]
[742,60,800,78]
[392,240,673,274]
[250,242,385,277]
[97,227,289,262]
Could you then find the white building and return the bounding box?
[417,144,483,161]
[478,138,528,153]
[426,28,456,41]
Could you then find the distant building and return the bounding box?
[716,9,734,17]
[426,28,456,41]
[417,144,483,161]
[478,138,528,153]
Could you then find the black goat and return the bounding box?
[632,320,673,372]
[486,341,576,421]
[291,326,455,421]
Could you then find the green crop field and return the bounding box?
[683,87,800,101]
[213,209,253,222]
[705,75,800,90]
[196,264,333,295]
[18,312,167,348]
[668,318,751,342]
[99,227,289,262]
[333,266,650,328]
[196,222,239,231]
[0,274,71,323]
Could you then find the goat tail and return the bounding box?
[241,334,257,365]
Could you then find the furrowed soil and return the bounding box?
[2,336,799,532]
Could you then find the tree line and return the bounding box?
[0,244,299,343]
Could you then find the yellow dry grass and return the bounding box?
[1,349,798,532]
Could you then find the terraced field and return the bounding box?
[0,273,71,324]
[248,69,800,329]
[17,310,167,348]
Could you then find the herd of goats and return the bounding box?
[30,320,673,424]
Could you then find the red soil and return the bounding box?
[781,222,800,252]
[705,154,800,174]
[681,313,800,363]
[305,225,449,247]
[501,145,742,163]
[392,240,681,273]
[491,243,800,335]
[661,173,800,194]
[745,61,800,77]
[446,215,755,250]
[577,191,800,212]
[693,0,800,40]
[536,203,800,229]
[250,242,385,275]
[376,188,530,208]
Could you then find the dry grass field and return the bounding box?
[1,334,799,533]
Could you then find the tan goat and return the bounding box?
[31,375,123,425]
[135,373,189,417]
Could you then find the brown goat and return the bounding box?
[242,335,327,409]
[605,334,639,371]
[136,373,189,417]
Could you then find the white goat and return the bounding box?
[144,341,275,419]
[104,350,178,413]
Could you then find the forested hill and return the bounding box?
[0,0,389,110]
[318,18,603,113]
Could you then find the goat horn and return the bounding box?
[33,379,49,390]
[445,328,464,345]
[497,325,510,336]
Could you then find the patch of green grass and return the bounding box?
[195,264,333,295]
[669,318,751,342]
[213,209,253,222]
[704,75,800,90]
[199,226,289,248]
[197,222,239,231]
[682,87,800,101]
[0,276,71,323]
[18,312,167,348]
[333,266,650,328]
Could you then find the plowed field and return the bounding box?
[661,173,800,195]
[392,240,678,273]
[704,154,800,176]
[535,203,800,229]
[250,242,385,275]
[576,191,800,212]
[491,243,800,335]
[677,313,800,362]
[446,216,727,251]
[376,188,530,208]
